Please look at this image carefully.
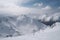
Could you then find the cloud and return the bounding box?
[0,0,60,39]
[0,0,32,15]
[33,3,43,7]
[21,0,60,8]
[0,5,31,15]
[0,0,60,16]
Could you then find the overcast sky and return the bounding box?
[0,0,60,15]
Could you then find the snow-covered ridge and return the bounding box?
[0,13,60,38]
[27,13,60,26]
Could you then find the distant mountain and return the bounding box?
[0,13,60,38]
[16,15,47,35]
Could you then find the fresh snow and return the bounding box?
[0,22,60,40]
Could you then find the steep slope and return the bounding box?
[0,15,19,37]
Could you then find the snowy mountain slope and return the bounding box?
[0,15,20,37]
[1,22,60,40]
[0,13,60,38]
[0,14,48,37]
[27,13,60,26]
[16,15,48,35]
